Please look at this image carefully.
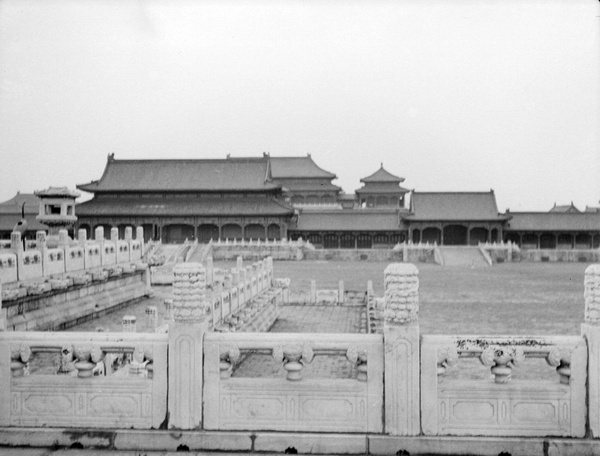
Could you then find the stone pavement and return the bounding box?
[233,305,367,379]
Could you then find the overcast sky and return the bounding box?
[0,0,598,211]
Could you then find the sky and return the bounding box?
[0,0,598,211]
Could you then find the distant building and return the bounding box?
[71,153,600,249]
[0,192,46,239]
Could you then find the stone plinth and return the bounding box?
[582,264,600,437]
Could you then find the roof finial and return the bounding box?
[108,153,115,161]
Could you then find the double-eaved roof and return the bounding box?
[405,191,509,221]
[356,165,409,194]
[78,156,281,193]
[77,196,293,217]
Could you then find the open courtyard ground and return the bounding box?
[218,260,589,336]
[66,261,588,336]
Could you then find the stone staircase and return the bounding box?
[439,246,490,267]
[186,243,212,263]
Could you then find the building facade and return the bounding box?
[69,153,600,249]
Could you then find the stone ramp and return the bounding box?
[187,243,212,263]
[439,246,490,267]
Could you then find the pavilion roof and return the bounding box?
[506,212,600,231]
[77,156,281,193]
[76,196,294,217]
[360,164,404,183]
[405,191,508,221]
[293,209,406,231]
[269,155,337,179]
[356,183,409,194]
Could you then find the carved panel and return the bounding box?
[437,383,572,436]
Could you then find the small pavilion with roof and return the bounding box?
[355,164,409,209]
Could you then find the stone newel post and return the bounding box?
[383,263,420,436]
[168,263,210,429]
[582,264,600,437]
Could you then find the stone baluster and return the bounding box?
[10,343,31,377]
[110,227,119,243]
[480,346,525,383]
[58,229,69,248]
[78,228,87,246]
[163,299,173,322]
[232,268,240,286]
[310,280,316,304]
[122,315,137,333]
[94,226,105,242]
[168,263,210,429]
[383,263,420,436]
[272,344,314,381]
[130,345,152,377]
[146,306,158,332]
[73,344,103,378]
[219,344,241,379]
[546,347,572,385]
[346,345,368,382]
[437,345,459,375]
[338,280,344,305]
[124,226,133,241]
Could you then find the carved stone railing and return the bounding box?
[420,334,587,437]
[203,332,383,433]
[0,331,167,429]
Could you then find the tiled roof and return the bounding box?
[293,209,406,231]
[356,183,409,194]
[34,187,81,198]
[0,193,46,232]
[77,156,280,193]
[0,215,47,232]
[405,191,508,221]
[506,212,600,231]
[360,165,404,183]
[76,197,294,217]
[0,193,40,214]
[549,203,580,213]
[585,206,600,213]
[269,156,336,179]
[282,182,341,192]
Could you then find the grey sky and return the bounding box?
[1,0,598,211]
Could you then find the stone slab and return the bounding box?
[113,430,253,451]
[368,435,544,456]
[254,433,367,454]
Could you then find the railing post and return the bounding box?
[582,264,600,437]
[168,262,209,429]
[383,263,420,435]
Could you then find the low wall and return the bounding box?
[303,249,402,261]
[1,269,151,331]
[522,249,600,263]
[212,245,301,261]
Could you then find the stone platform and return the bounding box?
[0,428,598,456]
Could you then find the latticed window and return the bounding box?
[323,234,338,248]
[374,233,389,244]
[340,234,355,249]
[357,234,372,248]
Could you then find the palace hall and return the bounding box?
[2,153,599,249]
